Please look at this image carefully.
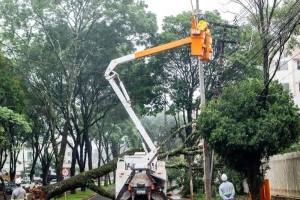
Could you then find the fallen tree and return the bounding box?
[31,149,138,200]
[31,123,203,200]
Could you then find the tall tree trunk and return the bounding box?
[85,132,92,170]
[189,155,194,200]
[9,150,18,182]
[0,176,7,200]
[70,148,77,194]
[79,157,86,191]
[41,156,51,186]
[0,149,8,170]
[56,118,70,182]
[97,134,103,187]
[247,155,262,200]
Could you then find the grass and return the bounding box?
[51,182,115,200]
[52,189,96,200]
[101,183,115,191]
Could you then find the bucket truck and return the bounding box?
[104,17,212,200]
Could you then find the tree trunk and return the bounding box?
[70,148,76,194]
[203,141,212,200]
[189,155,194,200]
[97,136,102,187]
[79,161,86,192]
[86,134,93,170]
[0,176,7,200]
[247,155,262,200]
[41,158,51,186]
[56,118,70,182]
[32,149,138,200]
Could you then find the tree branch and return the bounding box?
[32,149,139,200]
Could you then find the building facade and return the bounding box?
[2,137,73,177]
[270,48,300,106]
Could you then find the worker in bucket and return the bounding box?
[11,178,27,200]
[197,15,210,34]
[219,174,235,200]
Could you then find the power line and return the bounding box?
[238,0,300,67]
[213,22,239,103]
[212,0,300,89]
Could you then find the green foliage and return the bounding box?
[0,106,31,134]
[130,10,261,118]
[166,157,204,197]
[53,189,96,200]
[199,79,300,163]
[166,157,183,183]
[197,78,300,197]
[0,105,31,175]
[281,139,300,153]
[177,168,204,198]
[270,0,300,55]
[0,53,26,113]
[0,0,159,181]
[213,162,245,195]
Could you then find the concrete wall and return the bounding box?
[265,152,300,197]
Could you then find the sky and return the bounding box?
[144,0,242,29]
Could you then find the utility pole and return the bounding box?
[212,22,239,182]
[188,4,200,199]
[192,1,213,200]
[212,21,239,103]
[199,19,239,200]
[193,1,213,200]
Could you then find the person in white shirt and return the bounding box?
[11,178,27,200]
[219,174,235,200]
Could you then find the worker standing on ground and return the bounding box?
[11,178,27,200]
[219,174,235,200]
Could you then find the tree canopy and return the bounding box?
[0,0,158,182]
[197,78,300,199]
[1,0,300,199]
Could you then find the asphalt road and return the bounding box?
[86,194,113,200]
[87,189,182,200]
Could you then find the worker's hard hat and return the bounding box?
[15,178,22,184]
[221,174,227,181]
[198,15,205,21]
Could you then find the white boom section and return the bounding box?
[104,54,157,154]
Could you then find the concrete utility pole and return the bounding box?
[189,4,200,199]
[193,1,213,200]
[200,55,212,200]
[200,19,239,200]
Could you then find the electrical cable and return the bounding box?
[214,0,300,85]
[236,0,300,67]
